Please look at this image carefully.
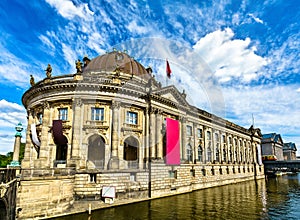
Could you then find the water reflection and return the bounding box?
[54,174,300,220]
[266,174,300,220]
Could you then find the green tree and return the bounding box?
[0,143,25,167]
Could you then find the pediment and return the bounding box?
[152,85,190,108]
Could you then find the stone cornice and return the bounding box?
[22,73,259,140]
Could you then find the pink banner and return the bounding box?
[166,118,180,165]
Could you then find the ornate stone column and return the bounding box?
[38,101,51,168]
[193,123,198,163]
[155,111,163,159]
[180,117,187,161]
[149,107,156,159]
[211,128,215,162]
[109,101,120,169]
[22,110,34,168]
[144,107,149,167]
[70,98,82,167]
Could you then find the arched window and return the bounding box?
[215,147,220,162]
[88,134,106,168]
[207,147,212,162]
[124,136,138,161]
[123,136,139,169]
[198,146,203,162]
[186,144,193,162]
[223,148,227,162]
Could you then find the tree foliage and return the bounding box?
[0,143,25,167]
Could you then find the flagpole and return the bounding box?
[166,74,168,87]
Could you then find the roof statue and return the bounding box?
[30,75,35,86]
[83,55,91,68]
[76,59,83,74]
[45,64,52,78]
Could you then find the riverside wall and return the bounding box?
[16,163,264,219]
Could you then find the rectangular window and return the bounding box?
[126,111,138,124]
[215,133,219,142]
[58,108,68,121]
[197,128,202,138]
[207,131,211,140]
[222,135,226,143]
[91,107,104,121]
[186,125,192,136]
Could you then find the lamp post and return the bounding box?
[10,122,23,167]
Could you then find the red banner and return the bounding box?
[166,118,180,165]
[166,60,172,78]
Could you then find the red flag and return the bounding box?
[166,59,172,78]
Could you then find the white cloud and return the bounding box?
[0,100,26,154]
[0,45,32,87]
[38,34,55,50]
[221,85,300,152]
[86,32,106,55]
[45,0,94,20]
[0,99,24,112]
[61,43,77,73]
[193,28,268,83]
[127,20,148,34]
[265,34,300,79]
[248,13,264,24]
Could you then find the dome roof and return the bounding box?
[83,51,150,78]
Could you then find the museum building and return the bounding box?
[17,51,264,218]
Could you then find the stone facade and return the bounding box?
[17,51,264,219]
[283,142,297,160]
[262,133,284,160]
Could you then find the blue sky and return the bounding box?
[0,0,299,155]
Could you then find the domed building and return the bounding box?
[18,51,264,218]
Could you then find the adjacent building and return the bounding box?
[283,142,297,160]
[262,133,298,161]
[261,133,284,160]
[17,51,264,219]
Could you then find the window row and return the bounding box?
[37,107,138,125]
[186,126,249,147]
[186,144,253,163]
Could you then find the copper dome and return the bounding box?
[83,51,150,78]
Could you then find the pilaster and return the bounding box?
[22,110,34,168]
[155,110,163,159]
[149,107,156,159]
[70,98,82,168]
[109,101,120,169]
[37,101,51,168]
[180,116,187,161]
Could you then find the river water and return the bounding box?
[56,173,300,220]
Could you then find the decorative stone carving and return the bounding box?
[75,98,82,107]
[43,101,50,109]
[111,101,121,109]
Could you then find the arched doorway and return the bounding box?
[88,134,105,168]
[0,199,7,220]
[55,135,68,167]
[124,136,138,168]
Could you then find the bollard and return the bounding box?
[88,203,92,215]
